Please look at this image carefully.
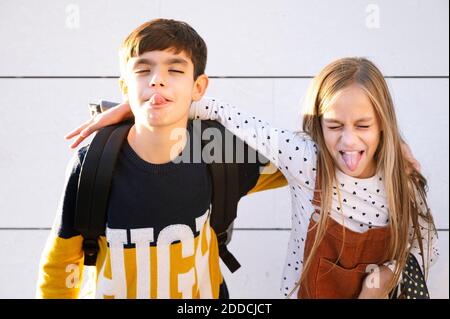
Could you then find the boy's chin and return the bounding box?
[131,114,163,128]
[142,118,168,128]
[136,114,188,129]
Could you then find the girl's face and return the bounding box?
[321,84,381,178]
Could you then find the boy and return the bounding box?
[37,19,285,299]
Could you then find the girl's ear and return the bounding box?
[192,74,209,101]
[119,77,129,100]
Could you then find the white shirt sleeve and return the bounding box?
[408,213,439,278]
[382,196,439,281]
[191,97,318,189]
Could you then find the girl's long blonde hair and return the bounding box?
[297,57,436,298]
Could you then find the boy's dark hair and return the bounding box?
[119,19,207,79]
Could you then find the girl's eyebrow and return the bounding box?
[355,117,373,122]
[323,117,373,124]
[323,119,342,124]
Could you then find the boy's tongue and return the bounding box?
[150,93,167,105]
[341,151,363,171]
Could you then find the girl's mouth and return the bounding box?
[339,150,364,171]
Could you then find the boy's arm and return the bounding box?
[236,160,288,199]
[36,148,88,298]
[37,234,85,298]
[249,166,288,194]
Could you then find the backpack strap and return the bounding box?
[196,120,242,272]
[75,121,132,266]
[209,161,241,272]
[76,116,243,271]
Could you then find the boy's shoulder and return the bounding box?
[63,145,90,184]
[77,144,89,161]
[71,144,89,170]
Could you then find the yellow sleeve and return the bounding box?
[248,163,287,195]
[36,233,85,299]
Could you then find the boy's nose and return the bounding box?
[149,73,166,87]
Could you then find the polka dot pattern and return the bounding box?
[395,254,430,299]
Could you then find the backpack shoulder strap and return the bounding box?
[209,160,241,272]
[197,120,241,272]
[75,121,132,266]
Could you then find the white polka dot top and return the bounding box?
[191,97,439,298]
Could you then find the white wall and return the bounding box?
[0,0,448,298]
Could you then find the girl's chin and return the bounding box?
[336,163,376,179]
[338,166,361,177]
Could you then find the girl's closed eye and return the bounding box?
[169,69,184,74]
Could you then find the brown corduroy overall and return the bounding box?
[298,173,391,299]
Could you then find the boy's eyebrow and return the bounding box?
[165,57,189,65]
[132,57,189,67]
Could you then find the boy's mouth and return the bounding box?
[339,150,364,171]
[146,93,171,108]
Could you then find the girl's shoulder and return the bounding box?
[292,131,316,144]
[291,131,319,156]
[277,130,318,184]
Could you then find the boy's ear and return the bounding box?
[192,74,209,101]
[119,77,129,100]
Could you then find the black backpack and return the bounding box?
[74,100,253,273]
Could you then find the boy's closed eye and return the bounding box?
[135,69,150,74]
[134,69,184,74]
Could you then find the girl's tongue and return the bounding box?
[341,151,363,171]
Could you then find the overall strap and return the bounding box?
[312,161,322,214]
[75,122,132,266]
[194,119,241,272]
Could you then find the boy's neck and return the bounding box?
[127,119,189,165]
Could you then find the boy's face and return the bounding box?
[120,49,208,128]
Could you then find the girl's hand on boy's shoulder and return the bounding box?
[64,102,132,149]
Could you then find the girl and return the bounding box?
[67,57,438,298]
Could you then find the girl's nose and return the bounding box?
[340,128,358,147]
